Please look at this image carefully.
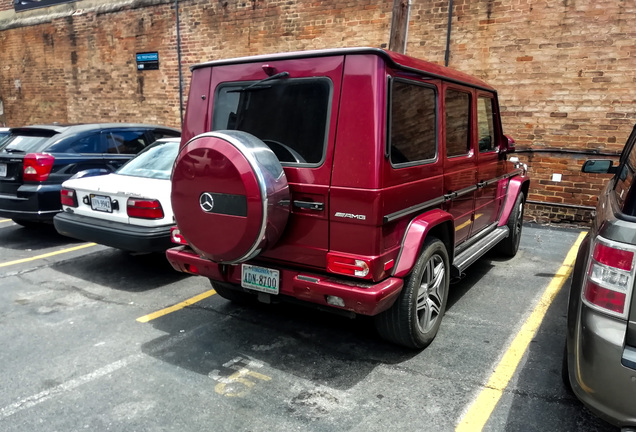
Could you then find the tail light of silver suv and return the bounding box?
[583,236,635,319]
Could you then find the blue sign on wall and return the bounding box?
[136,52,159,71]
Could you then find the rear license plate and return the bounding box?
[0,163,6,177]
[241,264,280,295]
[90,194,112,213]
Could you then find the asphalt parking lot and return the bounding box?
[0,220,619,432]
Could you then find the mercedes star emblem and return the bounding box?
[199,192,215,212]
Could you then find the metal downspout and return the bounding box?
[444,0,454,67]
[175,0,184,127]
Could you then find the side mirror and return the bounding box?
[500,135,515,154]
[581,159,616,174]
[505,135,516,153]
[499,135,515,159]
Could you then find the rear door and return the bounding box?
[442,84,476,245]
[103,129,151,170]
[473,92,505,234]
[45,132,109,182]
[208,56,345,269]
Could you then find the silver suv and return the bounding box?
[563,124,636,430]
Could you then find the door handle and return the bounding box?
[293,200,324,211]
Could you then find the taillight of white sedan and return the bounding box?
[53,138,180,253]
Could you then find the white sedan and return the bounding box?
[53,138,180,253]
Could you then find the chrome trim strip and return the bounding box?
[383,196,445,224]
[453,226,509,273]
[383,170,522,224]
[454,222,498,256]
[0,208,58,214]
[297,275,320,283]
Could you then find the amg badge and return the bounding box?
[334,212,366,220]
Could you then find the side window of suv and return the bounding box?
[47,133,104,153]
[445,89,471,158]
[477,96,496,153]
[615,141,636,213]
[389,80,437,165]
[150,129,180,141]
[105,130,147,154]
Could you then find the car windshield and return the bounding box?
[0,134,51,153]
[116,140,179,180]
[212,77,331,165]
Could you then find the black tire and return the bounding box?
[374,237,450,349]
[12,219,41,229]
[498,192,525,257]
[210,280,256,304]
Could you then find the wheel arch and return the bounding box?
[392,209,455,278]
[499,175,530,227]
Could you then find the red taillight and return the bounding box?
[60,188,78,208]
[327,253,371,279]
[127,198,164,220]
[593,242,633,271]
[584,281,627,314]
[170,226,188,245]
[23,153,55,182]
[583,237,634,317]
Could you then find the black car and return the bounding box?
[0,123,180,226]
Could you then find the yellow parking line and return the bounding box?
[136,289,217,323]
[456,230,587,432]
[0,243,97,268]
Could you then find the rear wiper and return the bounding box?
[229,71,290,93]
[3,148,25,153]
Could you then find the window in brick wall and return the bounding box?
[14,0,74,12]
[445,89,471,158]
[389,79,437,166]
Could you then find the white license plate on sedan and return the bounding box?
[241,264,279,294]
[0,163,6,177]
[90,194,112,213]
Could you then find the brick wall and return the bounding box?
[0,0,634,223]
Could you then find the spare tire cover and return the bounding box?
[171,130,290,263]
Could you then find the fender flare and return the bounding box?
[498,175,530,227]
[392,209,454,278]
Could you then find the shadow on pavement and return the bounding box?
[496,278,617,432]
[0,222,83,251]
[51,248,189,292]
[141,295,420,392]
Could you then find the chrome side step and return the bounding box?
[452,226,510,276]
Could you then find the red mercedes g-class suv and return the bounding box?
[167,48,529,349]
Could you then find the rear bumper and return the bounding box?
[0,183,62,221]
[568,302,636,428]
[166,246,404,316]
[54,211,173,253]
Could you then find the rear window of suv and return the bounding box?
[212,77,332,165]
